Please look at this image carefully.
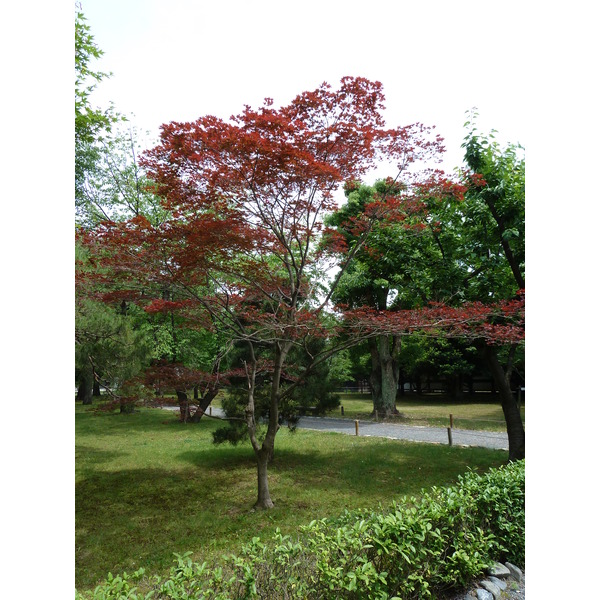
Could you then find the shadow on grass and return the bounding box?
[75,445,129,466]
[76,463,258,589]
[177,434,507,501]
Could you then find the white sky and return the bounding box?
[81,0,529,176]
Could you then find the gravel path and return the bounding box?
[295,415,508,451]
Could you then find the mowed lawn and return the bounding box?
[76,404,509,590]
[330,393,525,431]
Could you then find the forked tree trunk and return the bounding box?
[188,388,219,423]
[481,344,525,460]
[247,341,290,510]
[175,389,219,423]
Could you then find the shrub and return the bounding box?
[76,461,524,599]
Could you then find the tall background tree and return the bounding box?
[325,177,466,416]
[458,114,525,459]
[325,113,525,459]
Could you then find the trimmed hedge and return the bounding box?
[76,460,524,600]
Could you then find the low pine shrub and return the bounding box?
[77,461,524,599]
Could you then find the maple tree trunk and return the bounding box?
[255,448,274,510]
[249,342,290,510]
[369,335,400,417]
[481,344,525,460]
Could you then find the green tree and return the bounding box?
[458,115,525,459]
[326,178,465,415]
[76,124,167,228]
[75,297,152,410]
[75,7,121,211]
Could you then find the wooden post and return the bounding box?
[447,427,453,446]
[341,405,344,416]
[449,413,454,428]
[355,420,359,436]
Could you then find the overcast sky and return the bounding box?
[81,0,530,176]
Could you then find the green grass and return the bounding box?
[76,404,508,591]
[331,392,525,431]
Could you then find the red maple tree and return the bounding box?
[81,77,523,508]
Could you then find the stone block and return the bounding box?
[475,589,494,600]
[505,561,523,582]
[488,575,507,591]
[480,579,502,598]
[486,561,511,579]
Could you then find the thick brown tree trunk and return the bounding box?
[481,344,525,460]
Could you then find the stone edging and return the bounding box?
[459,561,524,599]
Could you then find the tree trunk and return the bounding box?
[247,341,290,509]
[188,388,219,423]
[369,335,400,417]
[255,448,274,509]
[77,370,93,405]
[448,375,464,400]
[176,390,191,422]
[481,344,525,460]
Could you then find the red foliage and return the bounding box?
[341,292,524,345]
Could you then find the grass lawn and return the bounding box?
[330,392,525,431]
[76,404,509,591]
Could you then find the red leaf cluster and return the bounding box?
[341,293,524,345]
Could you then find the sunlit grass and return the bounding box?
[76,404,508,590]
[331,392,525,431]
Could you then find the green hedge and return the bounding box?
[76,460,524,600]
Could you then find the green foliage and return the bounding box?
[75,297,152,397]
[397,337,477,387]
[213,337,346,445]
[75,8,122,209]
[459,112,525,298]
[77,461,524,599]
